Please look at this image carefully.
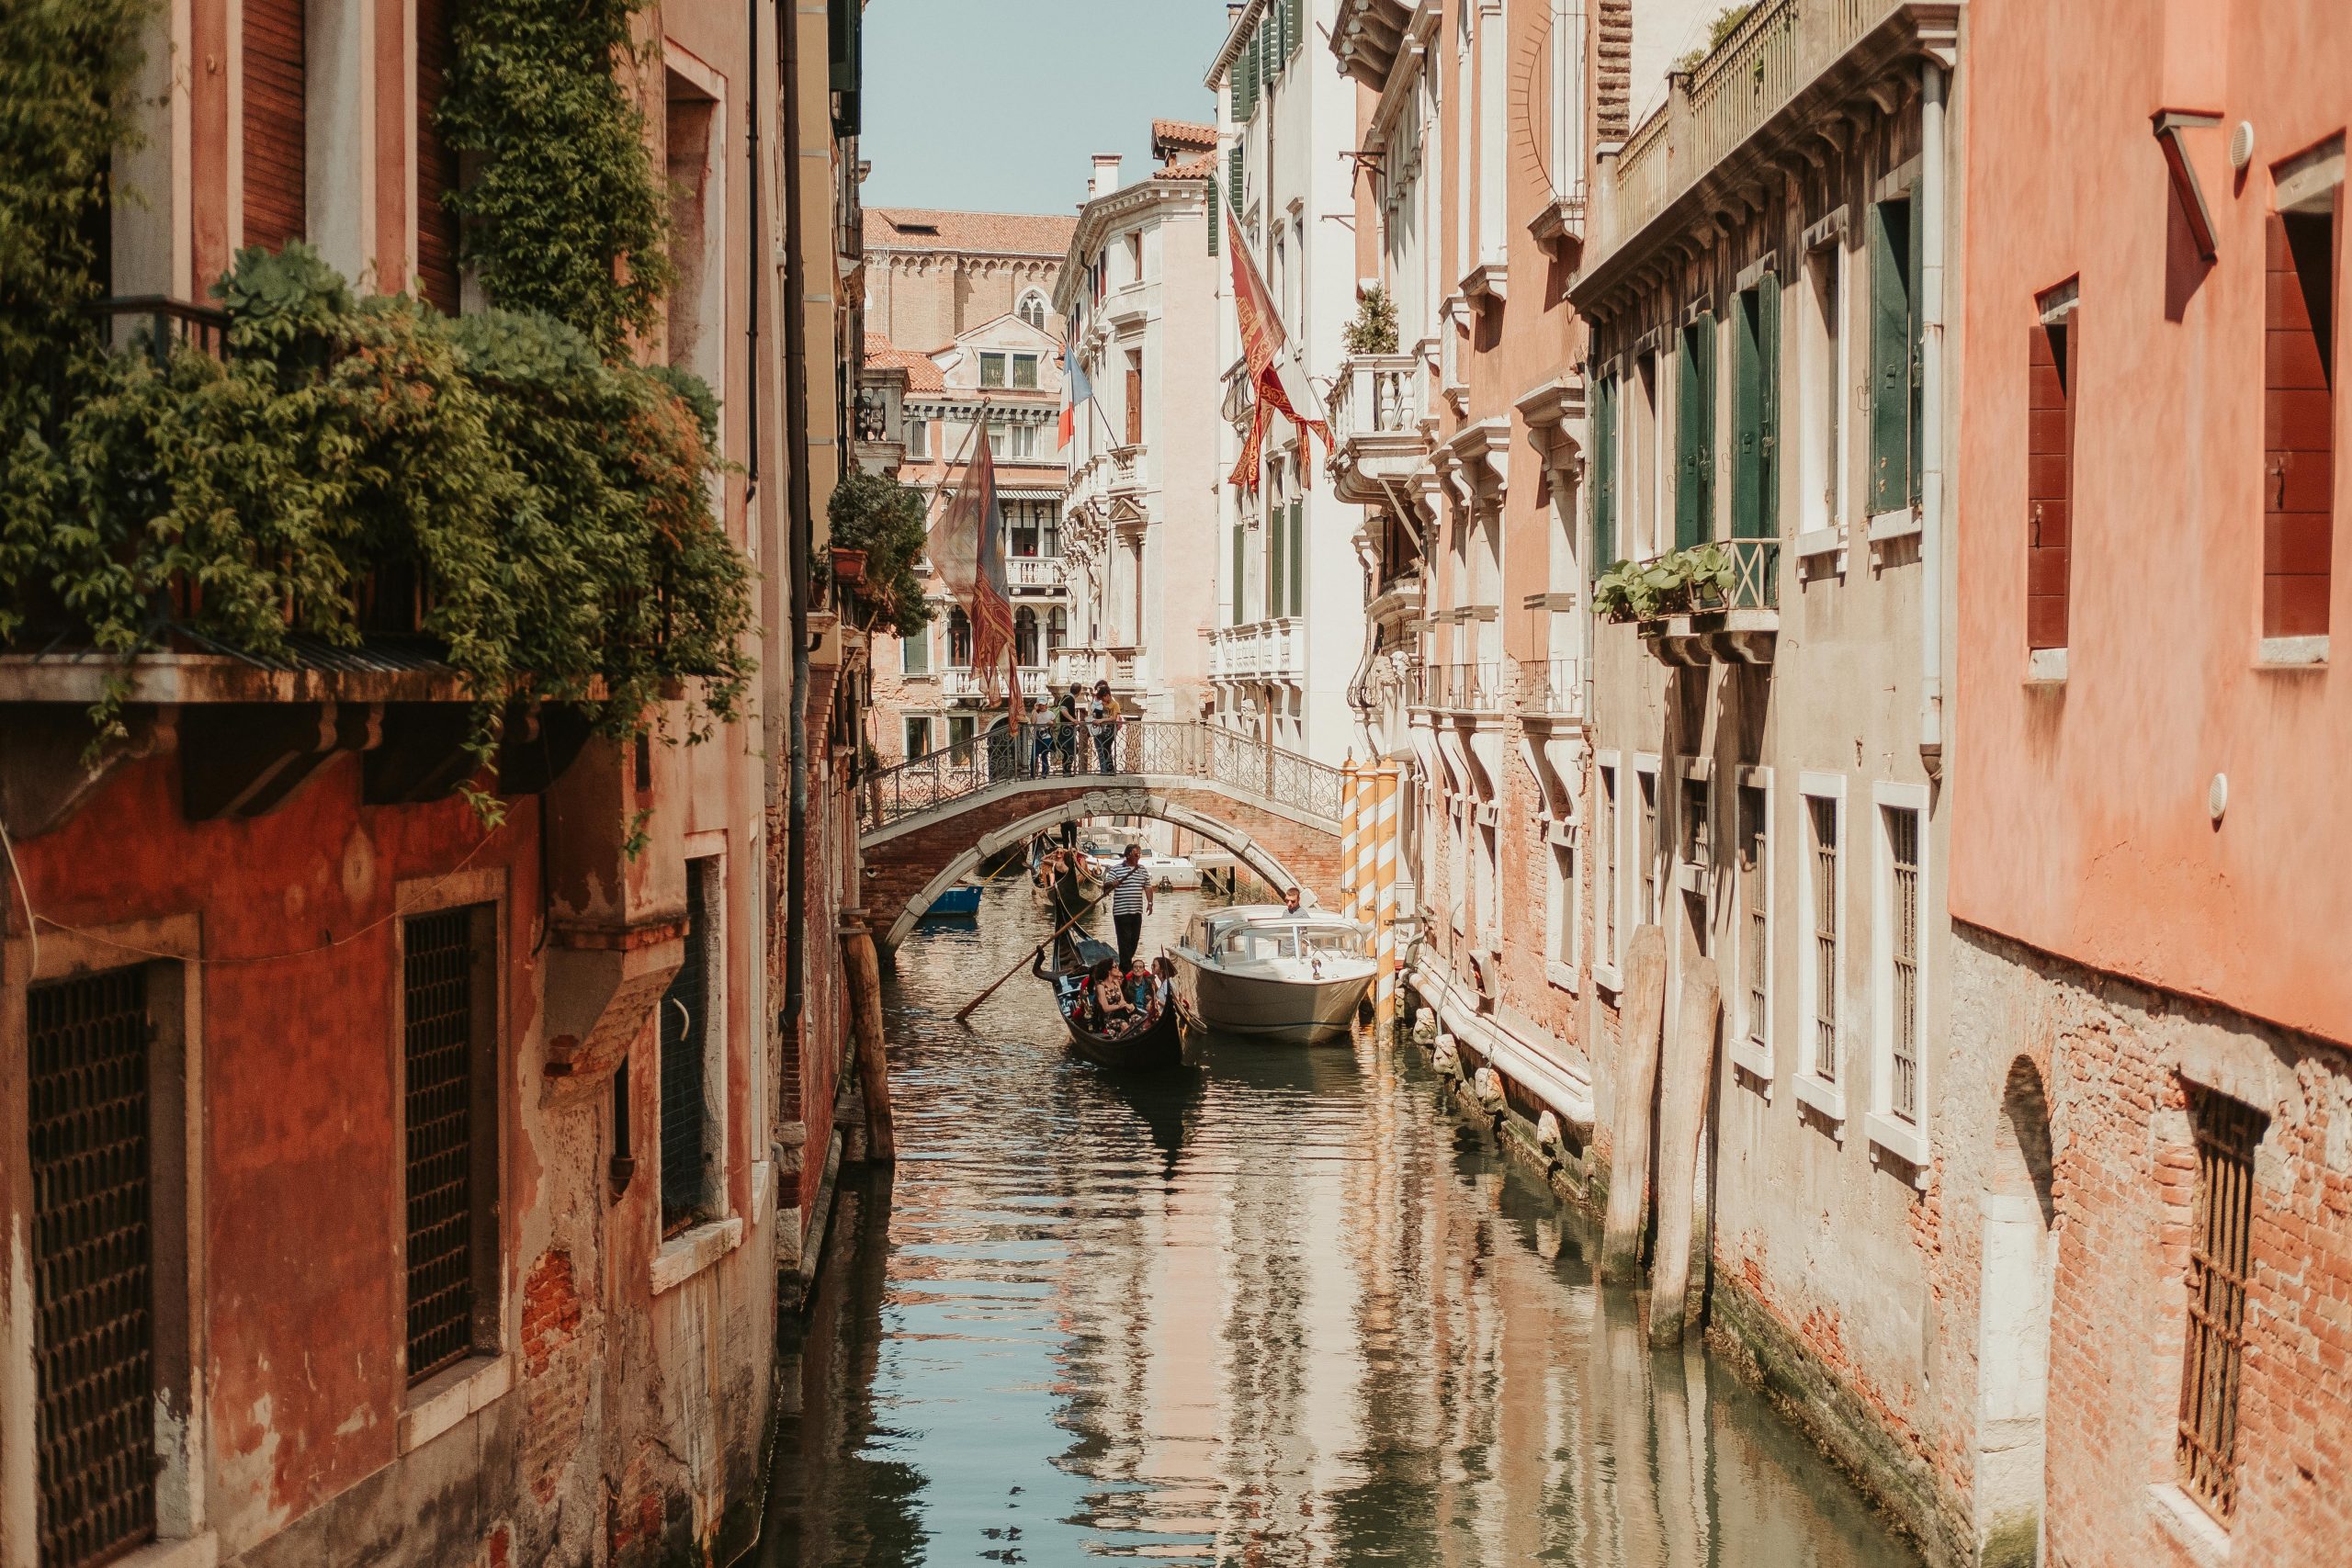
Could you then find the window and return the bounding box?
[989,421,1038,459]
[947,715,976,751]
[1545,826,1580,983]
[1013,606,1040,666]
[1125,350,1145,446]
[1871,789,1928,1146]
[1289,498,1305,618]
[28,967,159,1565]
[1010,499,1044,556]
[1591,372,1620,566]
[1799,784,1842,1094]
[1634,351,1662,556]
[1675,314,1718,548]
[1232,521,1248,626]
[1636,762,1660,927]
[1549,1,1587,208]
[900,622,930,675]
[1680,775,1711,866]
[2029,286,2077,652]
[1126,231,1144,284]
[1738,780,1771,1068]
[1447,800,1470,936]
[1046,605,1068,651]
[1017,291,1047,330]
[1597,759,1620,976]
[903,716,933,756]
[979,351,1040,390]
[947,607,972,666]
[1797,231,1844,532]
[906,415,931,459]
[1868,194,1923,513]
[1732,278,1781,540]
[664,65,725,419]
[1475,817,1500,943]
[2177,1089,2266,1522]
[415,0,460,313]
[1268,477,1286,621]
[2264,147,2339,645]
[243,0,306,252]
[402,904,498,1385]
[659,859,719,1234]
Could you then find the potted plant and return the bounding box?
[1342,286,1400,356]
[824,469,936,639]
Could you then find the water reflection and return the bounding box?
[760,886,1917,1567]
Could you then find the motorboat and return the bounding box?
[1170,906,1375,1044]
[1033,929,1182,1070]
[922,882,983,918]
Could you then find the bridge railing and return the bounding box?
[860,720,1345,833]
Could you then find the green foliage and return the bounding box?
[825,469,935,638]
[1,0,151,511]
[4,244,752,773]
[1342,286,1400,356]
[436,0,674,355]
[1672,5,1755,76]
[1593,543,1738,623]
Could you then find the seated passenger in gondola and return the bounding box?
[1090,958,1136,1031]
[1126,964,1155,1010]
[1152,955,1178,1008]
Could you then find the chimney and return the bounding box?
[1090,152,1124,201]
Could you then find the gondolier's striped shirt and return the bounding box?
[1103,862,1150,915]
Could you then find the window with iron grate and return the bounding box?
[28,966,157,1568]
[403,905,497,1386]
[1809,795,1839,1083]
[2177,1088,2266,1522]
[1883,806,1922,1122]
[1740,784,1769,1055]
[1637,769,1659,928]
[661,858,718,1234]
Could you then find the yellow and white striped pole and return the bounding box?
[1338,756,1362,922]
[1372,758,1401,1036]
[1353,759,1379,932]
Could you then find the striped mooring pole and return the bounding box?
[1372,758,1401,1035]
[1338,757,1362,922]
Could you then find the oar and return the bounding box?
[955,895,1102,1022]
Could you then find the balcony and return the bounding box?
[1049,648,1103,687]
[1108,444,1148,497]
[1517,658,1586,721]
[1581,1,1959,308]
[1415,660,1504,715]
[938,665,1051,703]
[1210,620,1303,683]
[1615,538,1781,667]
[1329,354,1432,506]
[1005,554,1065,593]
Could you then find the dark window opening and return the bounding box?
[2265,202,2336,638]
[2028,306,2076,650]
[659,859,715,1235]
[2177,1088,2267,1521]
[404,905,496,1385]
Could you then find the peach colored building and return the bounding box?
[0,5,871,1565]
[1944,4,2352,1565]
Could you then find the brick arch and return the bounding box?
[863,784,1342,951]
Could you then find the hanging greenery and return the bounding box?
[824,469,936,638]
[436,0,674,355]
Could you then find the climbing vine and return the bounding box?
[825,470,937,638]
[436,0,675,355]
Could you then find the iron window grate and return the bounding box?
[29,966,157,1568]
[2177,1089,2265,1521]
[661,860,712,1233]
[1599,772,1616,961]
[404,908,481,1384]
[1886,807,1921,1122]
[1638,774,1658,927]
[1741,786,1768,1048]
[1811,796,1838,1082]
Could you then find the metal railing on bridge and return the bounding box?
[860,720,1345,833]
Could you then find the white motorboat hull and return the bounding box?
[1171,951,1374,1044]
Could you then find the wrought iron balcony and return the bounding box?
[1518,657,1586,719]
[1414,660,1503,714]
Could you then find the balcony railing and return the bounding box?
[938,665,1050,701]
[1329,353,1433,503]
[1593,0,1914,260]
[1414,660,1503,713]
[1108,444,1147,493]
[1518,657,1586,718]
[1703,537,1781,614]
[90,295,231,365]
[1005,555,1063,592]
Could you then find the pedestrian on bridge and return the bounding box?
[1091,681,1122,773]
[1103,842,1153,969]
[1030,696,1057,777]
[1058,685,1084,775]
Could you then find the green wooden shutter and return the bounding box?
[1287,0,1305,62]
[1731,292,1763,539]
[1906,193,1925,507]
[1233,522,1247,625]
[1269,502,1286,618]
[1676,315,1716,549]
[1229,144,1245,218]
[1267,13,1283,80]
[1289,498,1305,617]
[1207,163,1219,254]
[1868,198,1911,513]
[1758,272,1781,537]
[1592,375,1618,568]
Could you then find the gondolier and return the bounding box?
[1103,842,1153,969]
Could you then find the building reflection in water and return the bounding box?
[757,890,1913,1567]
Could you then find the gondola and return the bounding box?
[1031,929,1183,1071]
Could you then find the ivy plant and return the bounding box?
[824,469,935,638]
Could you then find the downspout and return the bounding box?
[744,0,761,493]
[1917,59,1947,774]
[780,0,813,1067]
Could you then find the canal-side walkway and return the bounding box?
[754,886,1923,1565]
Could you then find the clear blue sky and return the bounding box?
[860,0,1238,215]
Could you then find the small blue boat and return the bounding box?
[923,884,984,919]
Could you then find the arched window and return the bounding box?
[947,607,972,667]
[1046,606,1068,652]
[1013,607,1039,667]
[1017,291,1048,331]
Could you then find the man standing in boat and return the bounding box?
[1104,842,1153,969]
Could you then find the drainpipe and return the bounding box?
[1917,59,1947,775]
[780,0,813,1068]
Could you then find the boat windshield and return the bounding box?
[1220,928,1295,960]
[1301,927,1364,957]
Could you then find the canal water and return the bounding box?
[756,884,1920,1567]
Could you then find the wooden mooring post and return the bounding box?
[1600,925,1668,1282]
[1649,955,1721,1346]
[840,908,897,1164]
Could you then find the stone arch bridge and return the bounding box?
[858,722,1348,950]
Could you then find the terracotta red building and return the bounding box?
[0,4,872,1565]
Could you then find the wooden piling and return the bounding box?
[1648,954,1721,1346]
[840,911,897,1165]
[1600,924,1668,1282]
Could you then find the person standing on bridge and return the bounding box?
[1091,681,1122,773]
[1104,842,1153,969]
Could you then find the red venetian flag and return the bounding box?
[1227,210,1330,490]
[926,424,1022,710]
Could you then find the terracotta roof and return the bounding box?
[863,208,1078,257]
[863,332,944,392]
[1157,150,1217,182]
[1151,118,1218,157]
